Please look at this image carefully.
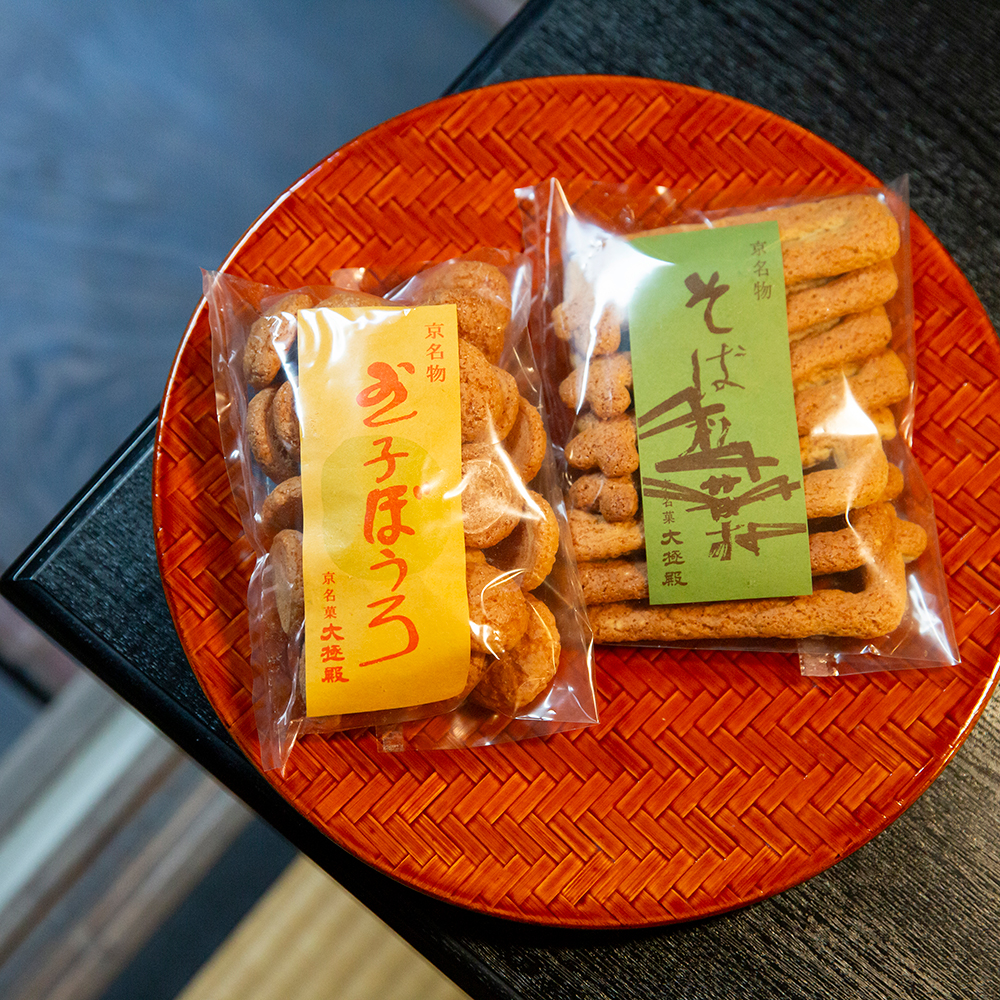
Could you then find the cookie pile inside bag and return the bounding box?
[520,180,958,669]
[206,252,595,767]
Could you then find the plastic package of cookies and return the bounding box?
[204,250,595,770]
[518,178,958,675]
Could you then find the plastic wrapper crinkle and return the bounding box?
[205,251,596,770]
[517,178,958,677]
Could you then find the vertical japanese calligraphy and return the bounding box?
[628,221,813,604]
[296,305,469,717]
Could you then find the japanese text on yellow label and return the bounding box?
[296,305,469,717]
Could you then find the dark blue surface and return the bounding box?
[0,670,37,755]
[0,0,493,572]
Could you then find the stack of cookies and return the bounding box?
[553,194,930,643]
[241,259,563,717]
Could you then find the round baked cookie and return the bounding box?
[462,650,489,699]
[465,558,530,657]
[246,386,299,483]
[486,490,559,591]
[460,442,524,549]
[260,476,303,546]
[271,380,300,461]
[471,594,560,715]
[897,518,928,563]
[504,397,547,483]
[459,339,505,442]
[243,292,314,390]
[493,367,521,441]
[270,529,304,637]
[415,260,511,364]
[881,462,904,501]
[314,289,387,308]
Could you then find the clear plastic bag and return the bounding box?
[205,250,595,770]
[518,178,958,676]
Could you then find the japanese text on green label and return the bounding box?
[628,221,812,605]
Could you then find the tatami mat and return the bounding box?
[175,857,470,1000]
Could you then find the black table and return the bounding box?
[5,1,1000,997]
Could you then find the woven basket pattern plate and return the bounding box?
[153,77,1000,927]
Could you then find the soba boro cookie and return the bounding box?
[577,501,915,604]
[559,351,633,419]
[585,502,921,641]
[786,259,898,335]
[795,349,910,436]
[567,473,639,523]
[802,433,888,519]
[567,509,645,561]
[698,193,901,285]
[553,192,933,643]
[578,559,649,604]
[807,502,897,577]
[565,413,639,478]
[552,260,622,357]
[789,306,893,390]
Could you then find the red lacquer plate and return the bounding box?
[153,76,1000,927]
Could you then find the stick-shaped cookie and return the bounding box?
[586,504,920,642]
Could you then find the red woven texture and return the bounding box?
[153,77,1000,927]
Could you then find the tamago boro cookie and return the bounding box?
[206,253,585,756]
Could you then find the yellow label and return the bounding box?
[296,305,469,717]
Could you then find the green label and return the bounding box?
[628,221,812,605]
